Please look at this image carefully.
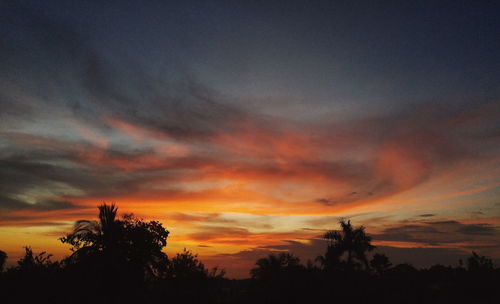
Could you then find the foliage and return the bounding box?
[0,250,6,272]
[60,204,121,253]
[370,253,392,274]
[167,248,225,279]
[467,251,494,271]
[60,203,169,281]
[318,219,375,271]
[250,252,302,280]
[2,210,499,303]
[16,246,59,271]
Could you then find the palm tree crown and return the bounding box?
[320,219,375,270]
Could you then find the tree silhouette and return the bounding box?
[15,246,59,272]
[318,219,375,271]
[370,253,392,274]
[120,213,170,279]
[168,248,211,280]
[160,248,224,303]
[0,250,6,272]
[249,253,306,303]
[1,205,500,304]
[60,203,121,259]
[60,203,169,282]
[250,252,302,280]
[391,263,417,274]
[467,251,494,272]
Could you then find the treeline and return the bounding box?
[0,204,498,304]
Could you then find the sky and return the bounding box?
[1,0,499,278]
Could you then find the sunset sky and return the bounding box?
[1,1,499,277]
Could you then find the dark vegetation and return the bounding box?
[1,204,498,303]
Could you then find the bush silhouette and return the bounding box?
[467,251,494,272]
[167,248,225,280]
[370,253,392,274]
[16,246,59,272]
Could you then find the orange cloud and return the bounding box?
[1,100,500,277]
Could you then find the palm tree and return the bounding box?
[61,203,121,260]
[97,203,120,253]
[320,219,375,271]
[61,203,170,282]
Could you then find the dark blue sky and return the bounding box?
[4,0,499,119]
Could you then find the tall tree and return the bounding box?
[60,203,121,260]
[319,219,375,271]
[60,203,169,280]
